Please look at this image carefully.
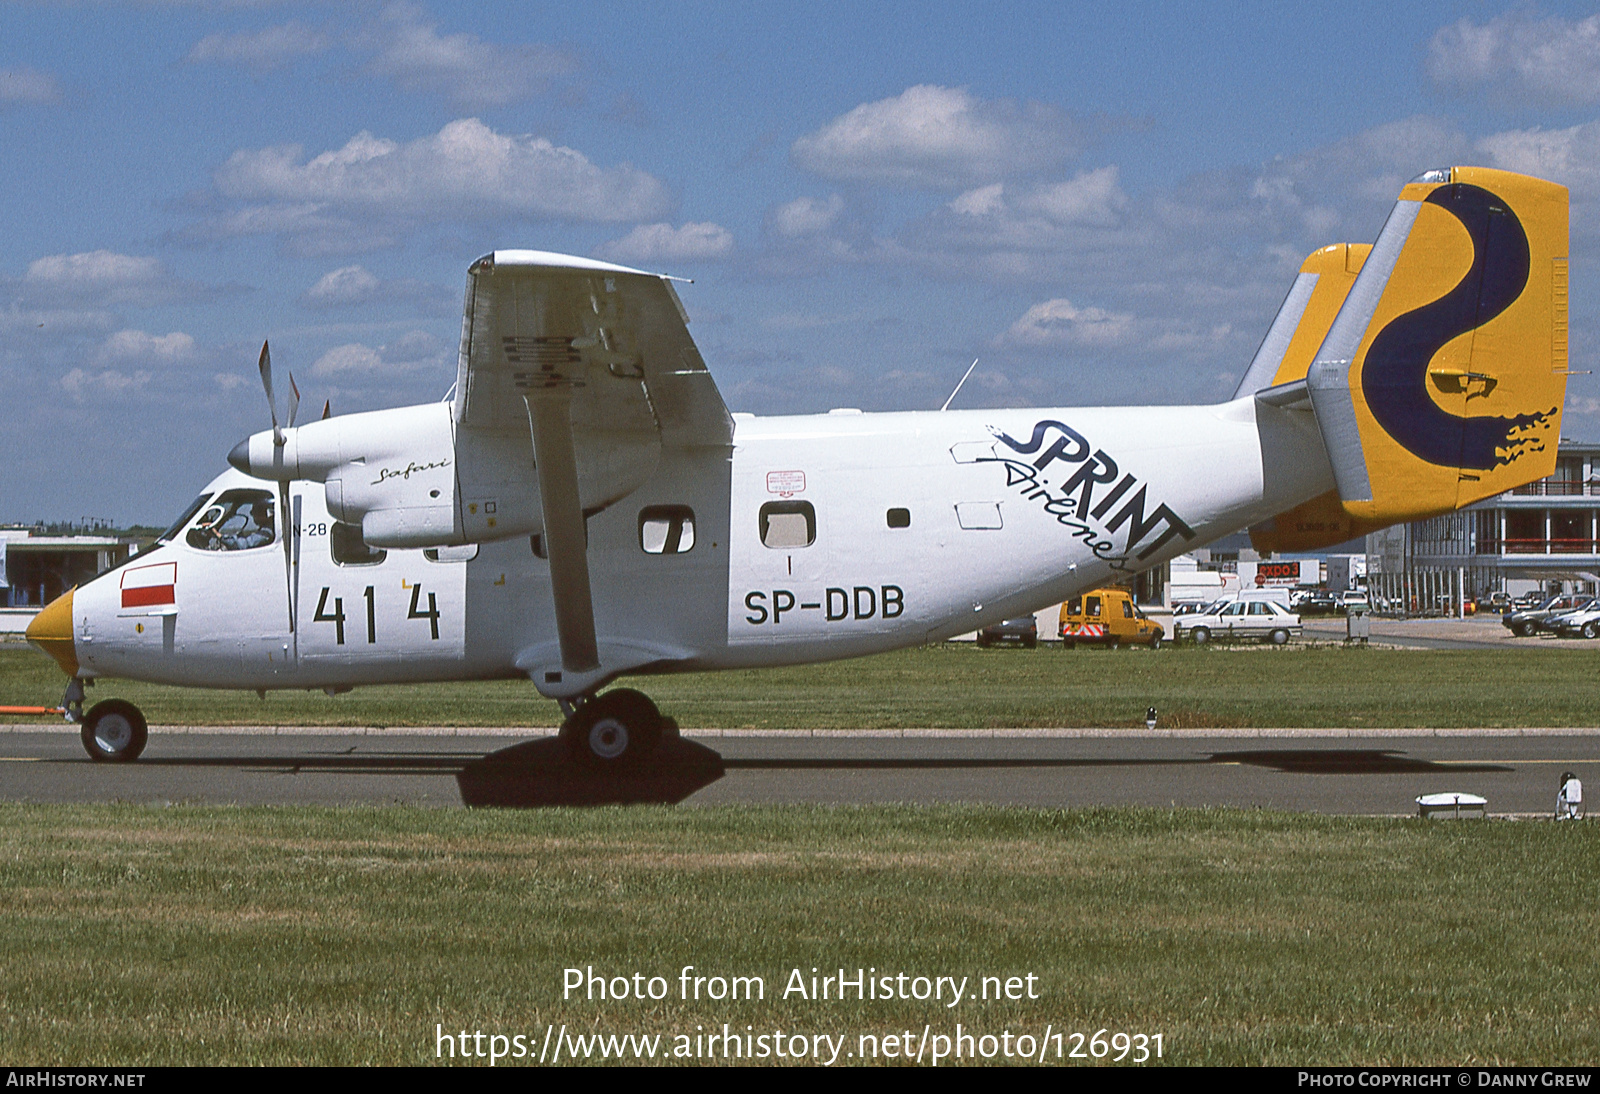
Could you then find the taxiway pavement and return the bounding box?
[0,726,1594,815]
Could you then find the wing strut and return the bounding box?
[527,393,601,673]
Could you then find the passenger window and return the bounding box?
[425,544,478,562]
[1122,600,1134,618]
[1225,602,1246,616]
[1086,597,1101,617]
[1066,597,1081,615]
[186,489,275,551]
[886,507,911,529]
[1249,602,1272,616]
[639,505,696,554]
[331,522,386,566]
[760,501,815,549]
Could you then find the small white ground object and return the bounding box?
[1416,792,1488,819]
[1557,774,1583,820]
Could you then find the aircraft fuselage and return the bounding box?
[69,395,1329,695]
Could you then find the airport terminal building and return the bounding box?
[1367,440,1600,607]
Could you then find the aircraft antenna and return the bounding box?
[940,358,980,411]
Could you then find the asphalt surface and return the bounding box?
[1,726,1595,815]
[1297,612,1593,649]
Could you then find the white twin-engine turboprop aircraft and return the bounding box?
[27,167,1572,766]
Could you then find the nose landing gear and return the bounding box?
[559,688,668,768]
[80,698,148,763]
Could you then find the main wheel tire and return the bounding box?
[1108,637,1120,650]
[1514,621,1535,637]
[1191,627,1211,646]
[562,688,663,768]
[1583,622,1599,640]
[1268,628,1290,646]
[81,699,147,763]
[1149,632,1162,650]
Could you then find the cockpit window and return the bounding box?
[159,493,213,544]
[186,489,276,551]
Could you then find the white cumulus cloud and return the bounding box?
[1428,12,1600,107]
[791,85,1083,188]
[598,222,734,264]
[0,67,61,107]
[303,265,382,307]
[61,368,151,400]
[311,331,448,379]
[201,119,674,253]
[187,23,332,71]
[93,330,197,366]
[362,2,578,108]
[1477,121,1600,201]
[1000,299,1134,349]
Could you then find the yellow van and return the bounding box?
[1059,588,1164,649]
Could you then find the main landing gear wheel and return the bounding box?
[81,699,147,763]
[562,689,663,769]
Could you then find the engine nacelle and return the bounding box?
[229,403,464,548]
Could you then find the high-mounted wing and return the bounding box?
[454,250,731,447]
[452,251,733,677]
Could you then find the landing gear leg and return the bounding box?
[62,677,87,724]
[559,689,665,769]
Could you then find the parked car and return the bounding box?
[1172,598,1302,645]
[1550,603,1600,639]
[1059,588,1163,649]
[976,616,1038,648]
[1502,594,1592,637]
[1482,591,1512,613]
[1291,590,1343,615]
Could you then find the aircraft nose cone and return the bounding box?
[25,588,78,677]
[228,438,251,474]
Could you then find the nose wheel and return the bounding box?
[81,699,148,763]
[560,688,665,768]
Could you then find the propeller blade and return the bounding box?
[287,372,301,430]
[258,340,283,446]
[279,480,295,633]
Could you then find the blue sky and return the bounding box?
[6,1,1600,523]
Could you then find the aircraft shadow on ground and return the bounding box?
[1205,749,1514,775]
[88,745,1512,807]
[456,736,725,807]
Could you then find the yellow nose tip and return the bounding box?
[25,588,77,677]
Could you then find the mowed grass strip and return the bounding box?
[0,803,1596,1066]
[4,643,1600,728]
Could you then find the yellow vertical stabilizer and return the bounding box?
[1303,167,1569,527]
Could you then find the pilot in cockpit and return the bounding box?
[186,492,274,551]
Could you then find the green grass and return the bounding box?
[0,804,1595,1065]
[5,642,1600,728]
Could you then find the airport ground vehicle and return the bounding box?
[976,616,1038,648]
[1059,589,1163,649]
[1172,599,1302,645]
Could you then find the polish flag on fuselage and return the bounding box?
[120,561,176,609]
